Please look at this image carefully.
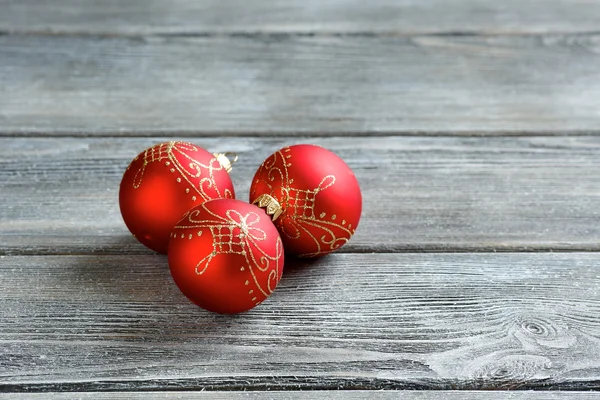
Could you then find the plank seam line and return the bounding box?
[2,29,600,40]
[3,248,600,257]
[2,131,600,139]
[1,378,599,392]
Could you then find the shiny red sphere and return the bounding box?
[119,141,235,254]
[168,199,284,314]
[250,144,362,257]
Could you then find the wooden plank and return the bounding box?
[1,253,600,391]
[1,0,599,35]
[1,34,600,136]
[3,391,600,399]
[1,136,599,254]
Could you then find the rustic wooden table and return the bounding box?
[1,1,600,398]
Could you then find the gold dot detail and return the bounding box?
[197,231,202,236]
[170,168,175,173]
[248,290,253,295]
[165,161,171,166]
[180,234,185,239]
[186,188,190,193]
[240,267,245,272]
[192,196,197,201]
[188,234,192,239]
[251,297,257,301]
[244,280,249,286]
[331,214,337,221]
[342,220,347,225]
[320,212,326,218]
[176,178,181,183]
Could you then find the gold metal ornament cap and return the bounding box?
[213,152,238,174]
[253,194,283,221]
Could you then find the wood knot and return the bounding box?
[468,354,554,389]
[513,314,576,349]
[521,319,554,337]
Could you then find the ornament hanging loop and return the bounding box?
[214,152,238,173]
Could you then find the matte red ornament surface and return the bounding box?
[168,198,284,314]
[250,144,362,257]
[119,141,234,254]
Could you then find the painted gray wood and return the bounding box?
[1,252,599,391]
[1,0,599,35]
[2,34,600,136]
[3,391,599,399]
[1,136,599,255]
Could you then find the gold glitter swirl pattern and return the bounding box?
[253,147,356,257]
[129,141,232,201]
[171,204,283,300]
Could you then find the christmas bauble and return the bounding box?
[250,144,361,257]
[119,141,235,254]
[168,198,284,314]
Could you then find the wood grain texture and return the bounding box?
[3,391,600,399]
[1,0,600,35]
[1,136,599,255]
[1,252,600,391]
[1,34,600,136]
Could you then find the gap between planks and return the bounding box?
[4,246,600,257]
[1,392,600,399]
[3,30,600,39]
[3,131,600,139]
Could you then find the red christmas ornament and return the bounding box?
[250,144,362,258]
[168,198,284,314]
[119,141,235,254]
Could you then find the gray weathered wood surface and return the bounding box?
[1,34,600,135]
[1,136,599,255]
[3,392,600,399]
[2,253,600,391]
[2,0,599,35]
[1,0,599,397]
